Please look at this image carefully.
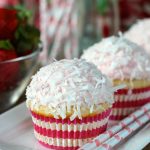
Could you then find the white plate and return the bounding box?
[0,103,149,150]
[0,103,49,150]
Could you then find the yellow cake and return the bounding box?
[27,101,110,118]
[113,79,150,88]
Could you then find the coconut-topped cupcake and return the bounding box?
[124,19,150,54]
[82,36,150,121]
[26,58,114,120]
[26,58,116,149]
[82,36,150,87]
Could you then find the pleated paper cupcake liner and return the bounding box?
[110,86,150,121]
[31,108,111,150]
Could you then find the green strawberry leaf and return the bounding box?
[13,5,32,23]
[7,5,40,56]
[14,24,40,55]
[0,40,14,50]
[96,0,109,15]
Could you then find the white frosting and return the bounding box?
[81,36,150,80]
[26,59,116,120]
[124,19,150,53]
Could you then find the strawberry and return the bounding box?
[0,6,40,92]
[12,5,40,56]
[0,49,17,62]
[0,8,18,40]
[0,40,19,91]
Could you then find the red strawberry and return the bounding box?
[0,49,17,62]
[0,41,19,91]
[0,8,18,39]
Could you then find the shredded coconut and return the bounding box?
[124,19,150,54]
[26,59,116,120]
[81,36,150,80]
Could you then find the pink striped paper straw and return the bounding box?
[79,103,150,150]
[95,110,150,150]
[64,12,79,59]
[39,0,48,64]
[64,33,72,59]
[71,12,79,58]
[47,0,66,42]
[50,0,75,59]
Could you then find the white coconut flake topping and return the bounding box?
[82,36,150,80]
[26,59,116,120]
[124,19,150,54]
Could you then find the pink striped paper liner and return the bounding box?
[110,86,150,121]
[30,108,111,150]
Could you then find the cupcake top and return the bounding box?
[81,36,150,80]
[124,19,150,53]
[26,59,116,120]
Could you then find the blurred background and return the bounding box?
[0,0,150,112]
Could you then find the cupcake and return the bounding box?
[124,19,150,54]
[26,59,116,150]
[81,36,150,121]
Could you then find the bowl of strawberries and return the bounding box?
[0,6,41,112]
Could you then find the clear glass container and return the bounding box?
[0,45,42,113]
[79,0,120,52]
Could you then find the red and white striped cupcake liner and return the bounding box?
[31,108,111,150]
[110,86,150,121]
